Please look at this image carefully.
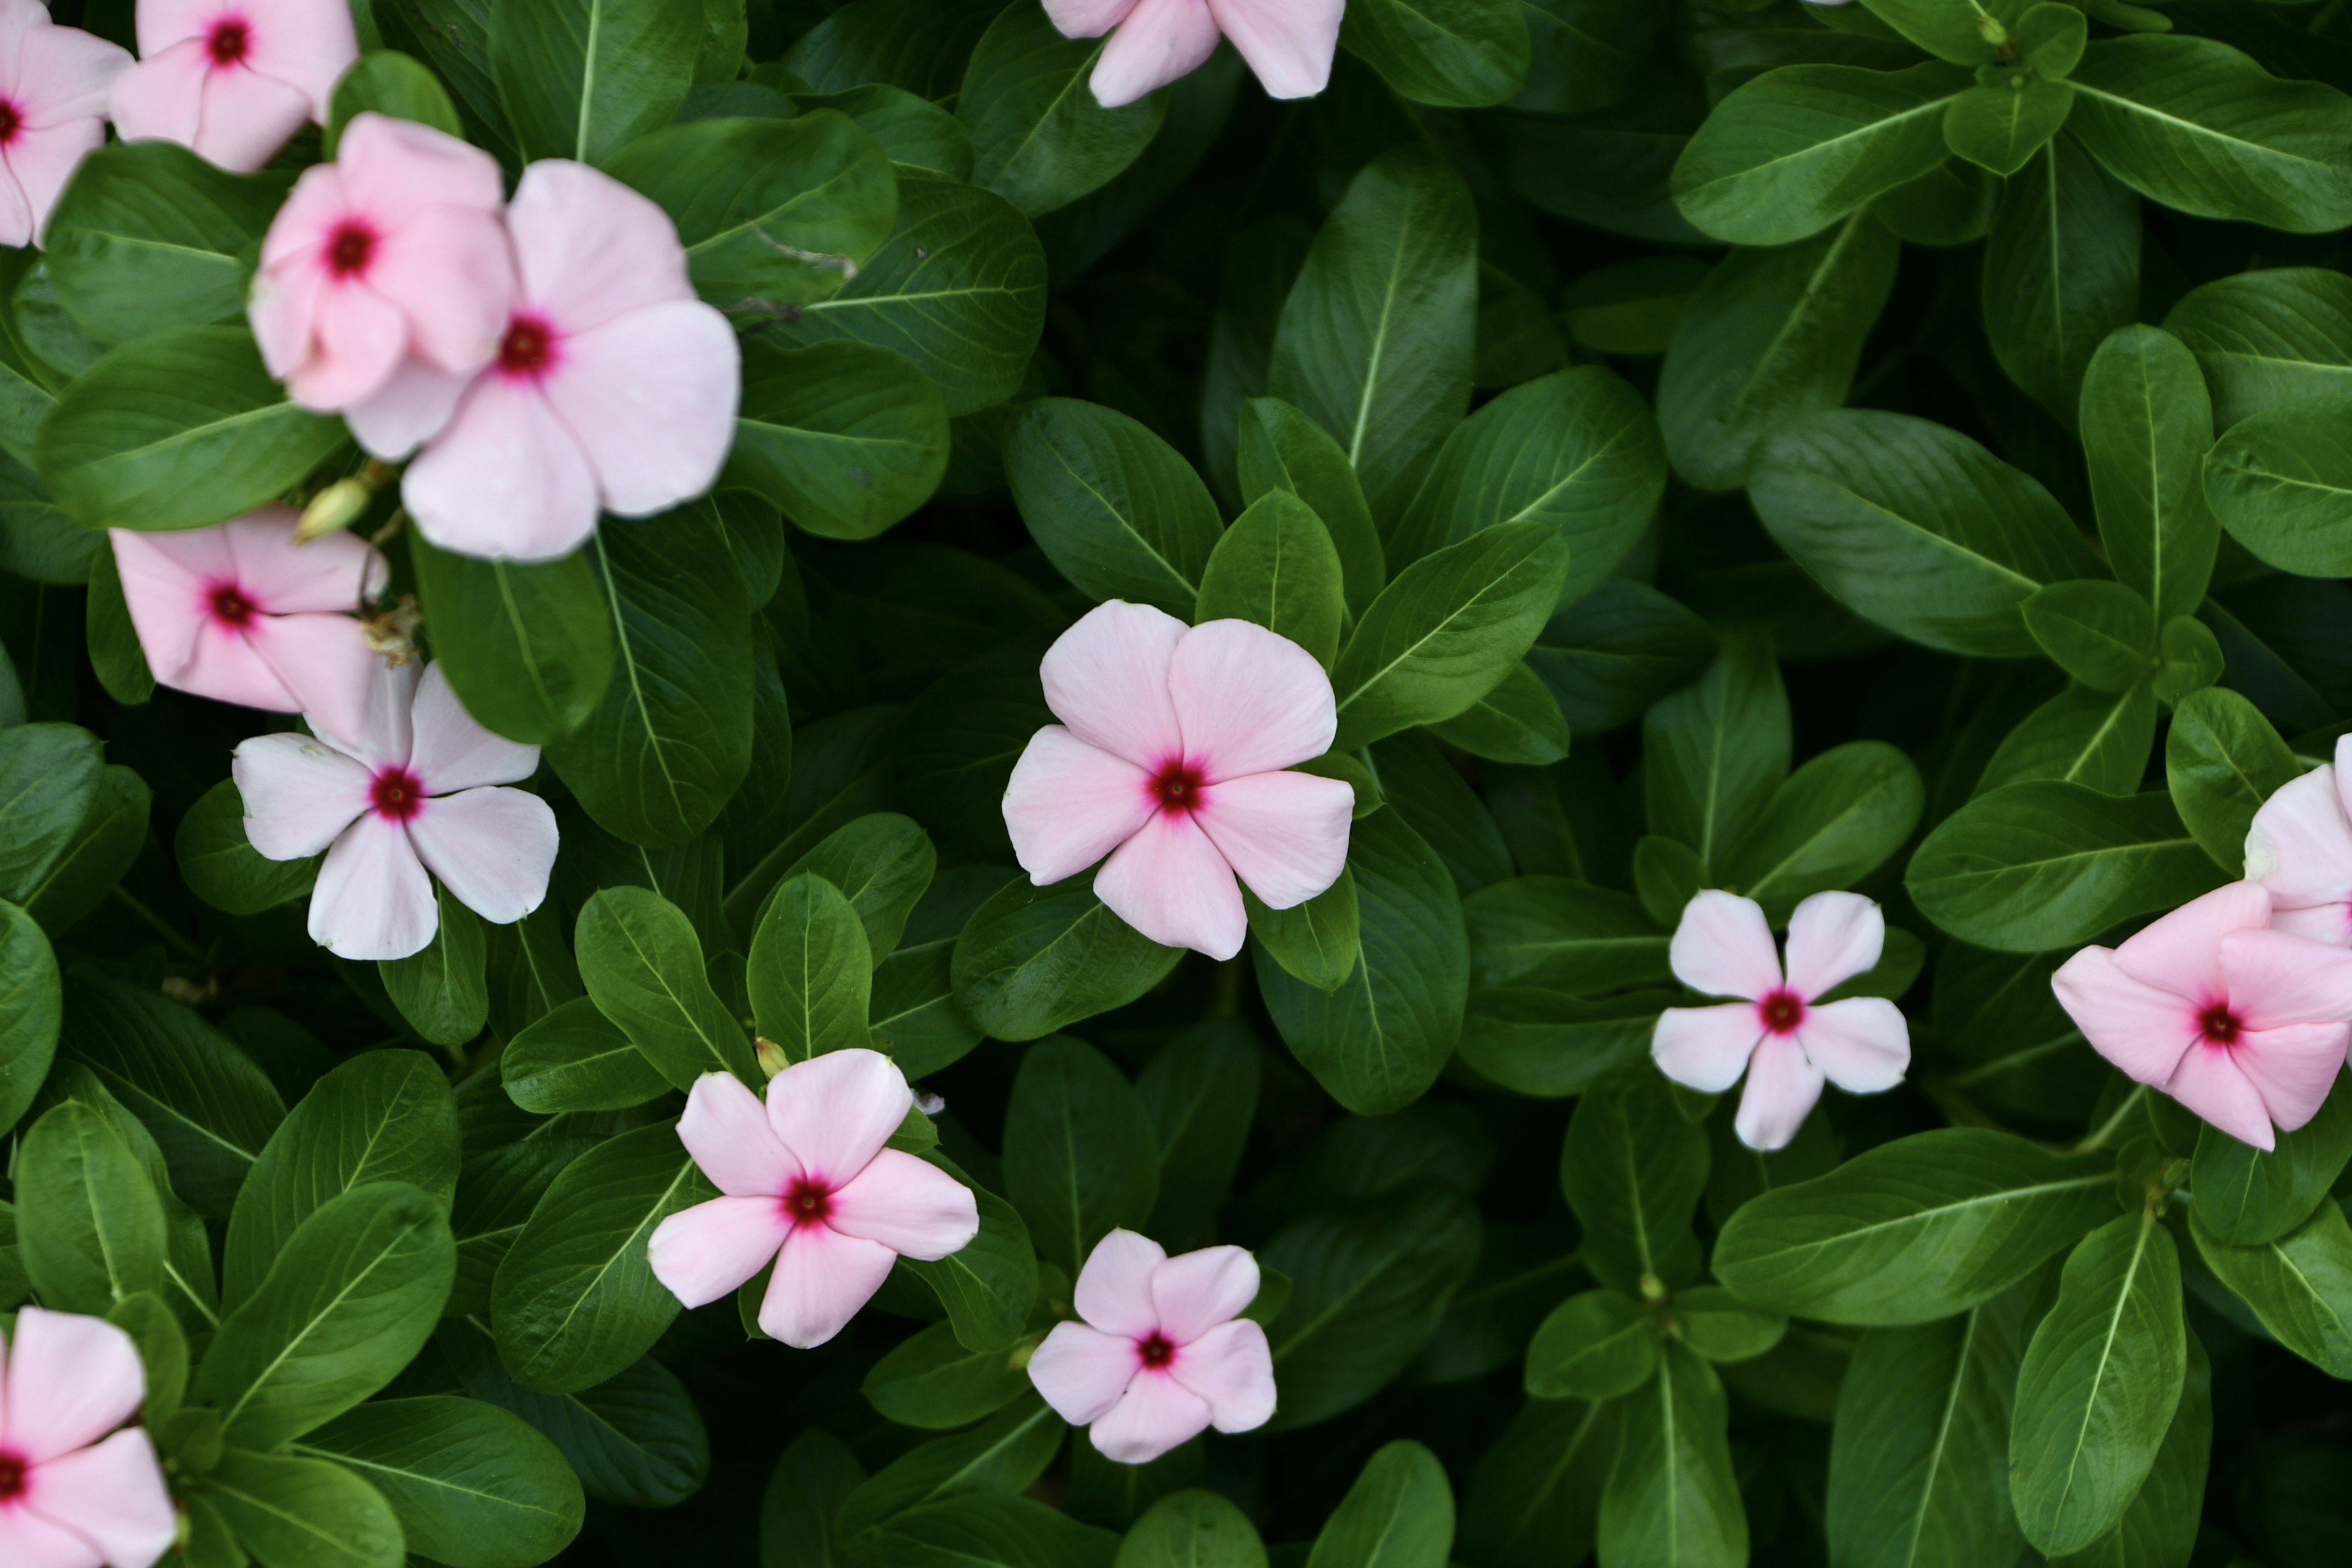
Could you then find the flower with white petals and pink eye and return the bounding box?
[647,1051,980,1348]
[0,1306,179,1568]
[1027,1229,1276,1464]
[232,658,558,962]
[2052,881,2352,1152]
[111,505,386,747]
[1651,889,1911,1152]
[109,0,356,172]
[0,0,132,250]
[1041,0,1341,109]
[2243,736,2352,946]
[1000,600,1355,962]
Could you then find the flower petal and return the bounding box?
[172,624,304,714]
[766,1047,913,1186]
[337,111,505,216]
[2233,1026,2349,1138]
[1167,619,1336,781]
[1166,1318,1275,1433]
[1781,891,1884,1000]
[307,813,438,960]
[542,300,741,518]
[509,160,695,336]
[408,663,540,790]
[2245,764,2352,917]
[1089,0,1220,108]
[345,356,474,461]
[230,731,371,860]
[285,276,407,410]
[15,18,133,125]
[647,1197,789,1310]
[2051,944,2201,1088]
[1027,1321,1137,1426]
[0,159,32,251]
[2110,880,2271,1000]
[1205,0,1341,98]
[1,1307,145,1461]
[0,1506,98,1568]
[758,1222,895,1348]
[7,119,106,247]
[1074,1228,1166,1338]
[1733,1034,1825,1153]
[243,0,359,112]
[220,506,385,612]
[1087,1370,1213,1464]
[1149,1245,1257,1346]
[827,1150,979,1261]
[1040,600,1188,769]
[108,526,224,682]
[1094,807,1246,960]
[1651,1003,1763,1095]
[1668,890,1781,1001]
[2272,900,2352,946]
[404,375,600,562]
[1191,767,1352,910]
[193,64,314,173]
[678,1072,798,1197]
[2163,1043,2277,1152]
[1042,0,1141,37]
[405,786,557,925]
[244,613,386,754]
[1797,997,1909,1094]
[1004,726,1155,887]
[23,1429,178,1568]
[2220,927,2352,1031]
[107,39,208,153]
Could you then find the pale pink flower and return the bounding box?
[1001,601,1354,961]
[2245,740,2352,945]
[109,0,355,173]
[1042,0,1341,108]
[111,505,385,745]
[0,0,131,249]
[1027,1229,1276,1464]
[397,160,741,562]
[1653,890,1910,1151]
[248,113,513,426]
[0,1306,178,1568]
[232,659,557,962]
[647,1052,980,1348]
[2052,881,2352,1152]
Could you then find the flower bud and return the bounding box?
[755,1036,788,1079]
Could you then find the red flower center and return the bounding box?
[1758,989,1806,1035]
[1150,759,1205,817]
[1137,1333,1175,1369]
[325,220,377,279]
[2199,1003,2243,1047]
[206,17,251,65]
[0,100,21,146]
[369,767,425,821]
[0,1450,25,1501]
[207,579,258,628]
[498,315,557,379]
[782,1178,832,1227]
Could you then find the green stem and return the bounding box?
[2075,1082,2147,1153]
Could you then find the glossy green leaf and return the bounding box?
[295,1396,586,1568]
[1727,741,1924,921]
[2164,265,2352,430]
[42,141,288,345]
[1561,1071,1706,1295]
[1006,397,1223,617]
[1306,1441,1453,1568]
[17,1100,166,1314]
[2192,1074,2352,1246]
[1340,0,1531,108]
[198,1447,404,1568]
[1525,1289,1659,1400]
[748,872,873,1061]
[1983,132,2140,426]
[410,531,614,747]
[2081,325,2218,626]
[952,875,1184,1042]
[1643,625,1788,879]
[1003,1035,1158,1274]
[575,886,758,1089]
[2023,581,2158,693]
[1195,489,1345,669]
[1237,396,1385,619]
[1598,1343,1747,1568]
[491,0,696,162]
[2165,687,2299,873]
[959,4,1166,218]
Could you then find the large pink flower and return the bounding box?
[1042,0,1342,108]
[249,112,513,423]
[647,1052,980,1348]
[2052,881,2352,1152]
[0,0,131,249]
[232,659,557,961]
[0,1307,178,1568]
[111,505,386,745]
[2245,740,2352,945]
[1001,601,1354,961]
[1652,890,1910,1151]
[398,160,741,562]
[1027,1229,1276,1464]
[109,0,355,173]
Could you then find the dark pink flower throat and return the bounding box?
[2199,1001,2243,1048]
[498,314,559,380]
[1149,758,1206,817]
[781,1178,832,1227]
[0,100,21,147]
[369,767,425,821]
[1758,989,1805,1035]
[0,1449,25,1500]
[325,221,378,279]
[1137,1332,1175,1369]
[206,579,258,628]
[206,17,251,64]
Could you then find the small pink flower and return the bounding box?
[0,0,131,249]
[1001,601,1354,961]
[1027,1229,1276,1464]
[2052,881,2352,1152]
[1652,890,1910,1151]
[0,1306,178,1568]
[232,658,557,961]
[2244,739,2352,945]
[398,160,741,562]
[111,505,386,745]
[647,1052,980,1348]
[109,0,355,173]
[249,112,514,424]
[1042,0,1341,108]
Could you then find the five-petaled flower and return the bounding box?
[1027,1228,1276,1464]
[0,0,132,249]
[110,0,357,172]
[2244,737,2352,946]
[1652,889,1911,1151]
[111,505,386,747]
[232,658,558,961]
[1041,0,1341,109]
[648,1051,980,1348]
[1001,600,1354,961]
[0,1306,178,1568]
[2052,881,2352,1152]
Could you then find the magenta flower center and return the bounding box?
[325,221,378,280]
[2199,1002,2244,1047]
[498,315,559,380]
[781,1178,833,1227]
[1137,1332,1175,1370]
[206,17,251,65]
[1149,758,1206,816]
[1758,989,1806,1035]
[369,767,425,821]
[0,100,20,147]
[0,1449,26,1501]
[206,579,258,628]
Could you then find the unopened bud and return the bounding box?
[755,1036,788,1079]
[1638,1272,1669,1306]
[296,477,372,542]
[1975,13,2010,46]
[916,1091,946,1117]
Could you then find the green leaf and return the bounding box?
[1976,682,2155,798]
[900,1153,1039,1353]
[0,722,101,903]
[1237,396,1386,619]
[748,872,874,1061]
[762,810,938,959]
[1340,0,1531,108]
[1525,579,1715,737]
[380,891,490,1048]
[1117,1490,1266,1568]
[2191,1200,2352,1379]
[761,1426,864,1567]
[17,1100,166,1313]
[2081,325,2218,625]
[1306,1441,1453,1568]
[1525,1289,1659,1400]
[1945,75,2076,177]
[2203,393,2352,576]
[2022,581,2159,693]
[198,1447,405,1568]
[2191,1072,2352,1246]
[2049,1331,2211,1568]
[2165,687,2299,873]
[491,0,696,162]
[83,542,153,706]
[837,1394,1064,1542]
[959,4,1166,218]
[502,998,670,1115]
[1598,1343,1747,1568]
[42,141,288,346]
[1136,1022,1261,1245]
[575,886,760,1090]
[23,761,148,937]
[726,339,950,540]
[176,775,318,915]
[1727,741,1925,921]
[410,535,614,747]
[862,1320,1032,1431]
[1561,1071,1707,1295]
[439,1321,709,1508]
[796,85,975,179]
[326,50,464,151]
[2163,266,2352,431]
[1673,1284,1787,1363]
[951,876,1184,1043]
[295,1396,586,1568]
[1643,625,1789,879]
[1853,0,2005,64]
[1466,876,1666,994]
[2150,614,2224,705]
[1005,398,1223,617]
[0,900,59,1140]
[1246,868,1363,993]
[1425,662,1571,766]
[864,1491,1120,1568]
[1983,134,2139,428]
[1713,1128,2119,1323]
[1195,490,1346,669]
[1458,1396,1609,1568]
[1002,1035,1158,1275]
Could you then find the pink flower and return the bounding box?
[398,160,741,562]
[0,0,131,249]
[109,0,355,173]
[1042,0,1341,108]
[249,113,513,424]
[111,505,386,745]
[2052,882,2352,1152]
[1027,1229,1276,1463]
[232,658,557,961]
[2245,741,2352,945]
[1001,601,1354,961]
[1651,890,1910,1151]
[647,1052,980,1348]
[0,1306,178,1568]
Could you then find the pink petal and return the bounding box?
[1797,997,1908,1093]
[826,1150,979,1261]
[0,1507,97,1568]
[1149,1245,1257,1345]
[405,786,557,925]
[2221,927,2352,1031]
[345,356,473,461]
[336,656,421,772]
[542,300,739,518]
[1651,1003,1762,1094]
[2245,766,2352,917]
[2111,881,2272,1001]
[403,376,600,562]
[1190,767,1351,910]
[1041,601,1188,770]
[20,1430,175,1567]
[1734,1034,1825,1152]
[1,1308,145,1462]
[1205,0,1341,99]
[2233,1023,2350,1137]
[509,160,694,337]
[1074,1228,1166,1338]
[1004,726,1155,887]
[1782,891,1884,1000]
[1093,807,1246,960]
[1027,1321,1137,1426]
[0,0,32,75]
[1088,1370,1213,1464]
[174,625,304,712]
[1041,0,1140,37]
[1167,619,1336,782]
[677,1071,799,1197]
[368,204,513,375]
[408,663,539,790]
[107,42,208,153]
[0,159,30,250]
[244,614,385,752]
[1668,891,1782,1002]
[765,1048,913,1186]
[1166,1319,1275,1433]
[2051,944,2202,1087]
[252,252,326,376]
[2273,901,2352,945]
[285,277,407,410]
[221,506,385,612]
[108,527,224,682]
[307,812,437,960]
[646,1197,789,1310]
[132,0,217,53]
[2163,1044,2277,1152]
[192,64,313,173]
[337,112,504,218]
[256,157,349,271]
[230,731,371,859]
[6,121,104,247]
[240,0,358,114]
[758,1222,895,1348]
[1089,0,1220,108]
